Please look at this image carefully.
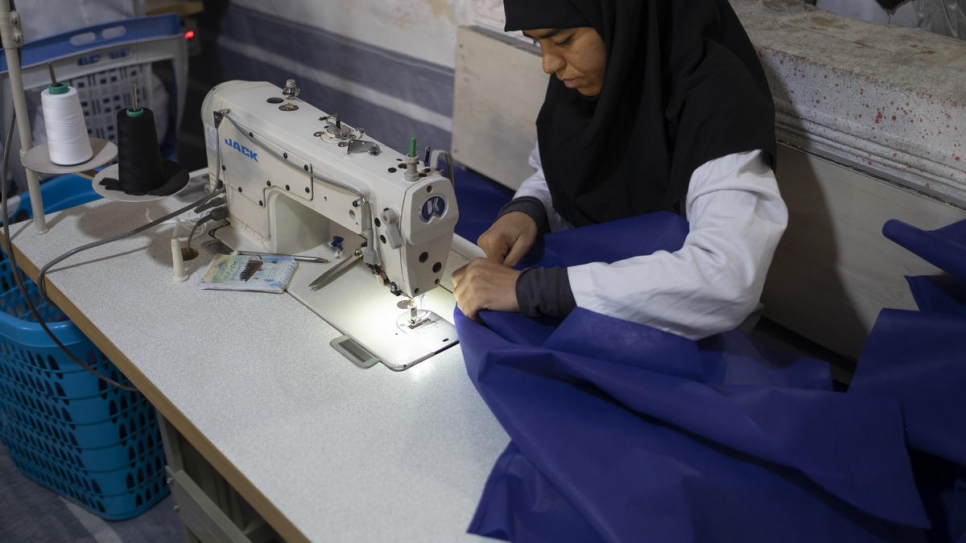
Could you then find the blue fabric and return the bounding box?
[453,167,516,244]
[905,275,966,318]
[862,219,966,542]
[851,310,966,467]
[883,219,966,283]
[457,212,966,542]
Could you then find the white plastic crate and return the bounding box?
[24,63,167,150]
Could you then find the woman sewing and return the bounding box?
[452,0,788,340]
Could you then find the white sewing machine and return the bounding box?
[200,80,460,371]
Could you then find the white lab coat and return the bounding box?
[514,145,788,340]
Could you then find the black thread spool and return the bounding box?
[100,106,188,196]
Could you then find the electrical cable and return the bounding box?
[1,111,140,390]
[186,206,228,251]
[1,113,224,391]
[36,185,225,303]
[0,20,219,391]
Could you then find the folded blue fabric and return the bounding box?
[456,212,965,542]
[852,309,966,463]
[883,219,966,282]
[861,219,966,542]
[905,275,966,317]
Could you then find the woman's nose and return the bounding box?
[542,52,565,75]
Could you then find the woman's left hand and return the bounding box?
[451,258,522,320]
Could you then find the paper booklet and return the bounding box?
[199,254,298,293]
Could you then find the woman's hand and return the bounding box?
[451,259,522,320]
[477,211,538,267]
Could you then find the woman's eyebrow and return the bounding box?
[523,28,563,40]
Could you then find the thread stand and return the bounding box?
[92,93,189,202]
[92,164,187,203]
[21,138,118,178]
[0,2,120,232]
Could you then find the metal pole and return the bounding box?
[0,0,47,233]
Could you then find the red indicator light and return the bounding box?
[184,30,196,40]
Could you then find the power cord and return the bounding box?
[0,109,224,391]
[35,186,225,303]
[186,206,228,252]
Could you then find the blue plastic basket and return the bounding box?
[8,450,168,521]
[0,342,126,400]
[0,246,168,519]
[3,436,166,495]
[0,379,151,425]
[0,393,156,450]
[6,174,102,224]
[0,420,161,473]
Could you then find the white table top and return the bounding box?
[6,184,509,542]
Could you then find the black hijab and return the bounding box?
[504,0,776,226]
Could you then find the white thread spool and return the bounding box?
[41,83,93,166]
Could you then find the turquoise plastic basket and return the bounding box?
[7,449,168,521]
[0,416,161,473]
[0,248,168,520]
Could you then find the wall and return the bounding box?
[231,0,507,69]
[179,0,509,168]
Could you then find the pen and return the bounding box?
[235,250,330,264]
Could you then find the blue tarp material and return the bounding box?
[452,167,516,244]
[456,212,966,543]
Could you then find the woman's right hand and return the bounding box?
[477,211,538,267]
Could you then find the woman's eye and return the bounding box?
[554,36,572,46]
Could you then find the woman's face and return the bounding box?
[524,27,606,97]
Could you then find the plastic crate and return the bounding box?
[9,450,168,521]
[0,249,168,519]
[3,173,102,225]
[0,420,161,473]
[3,436,166,495]
[0,379,151,425]
[71,64,160,144]
[0,394,156,450]
[0,14,187,190]
[0,340,125,399]
[0,14,187,153]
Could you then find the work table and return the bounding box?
[5,184,509,542]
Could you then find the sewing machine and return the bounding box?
[200,80,460,370]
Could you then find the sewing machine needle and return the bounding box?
[309,252,362,291]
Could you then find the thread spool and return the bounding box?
[41,83,93,166]
[99,106,188,197]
